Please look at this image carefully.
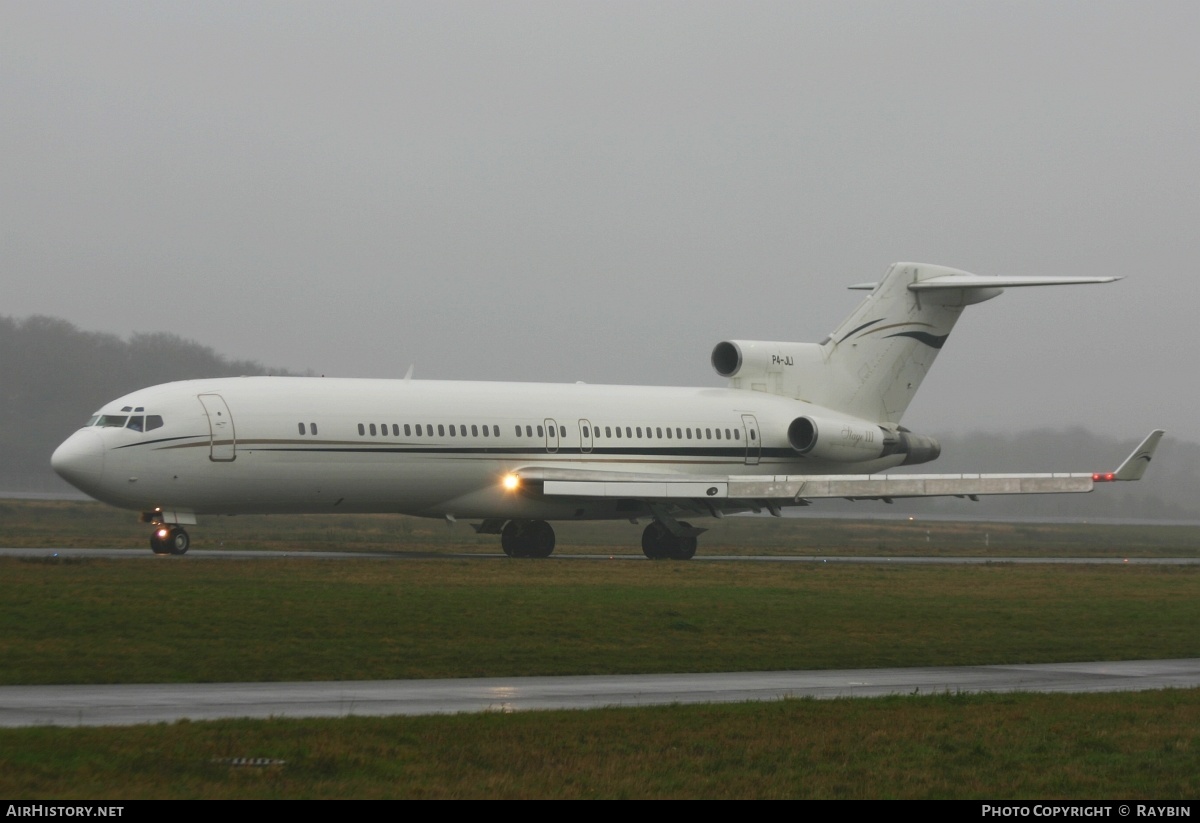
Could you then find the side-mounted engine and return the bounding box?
[786,411,941,466]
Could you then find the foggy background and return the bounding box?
[3,3,1197,461]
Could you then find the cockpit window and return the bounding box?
[89,413,164,431]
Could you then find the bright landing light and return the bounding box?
[502,474,520,491]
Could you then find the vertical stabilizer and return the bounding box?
[822,263,986,423]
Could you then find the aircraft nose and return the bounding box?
[51,429,105,492]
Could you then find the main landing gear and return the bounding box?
[641,521,698,560]
[501,519,556,558]
[150,525,190,555]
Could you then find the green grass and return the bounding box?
[3,557,1198,684]
[2,691,1197,798]
[3,500,1198,799]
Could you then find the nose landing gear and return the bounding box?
[150,525,190,555]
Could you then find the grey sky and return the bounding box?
[4,1,1198,443]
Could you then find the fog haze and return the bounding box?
[4,2,1198,441]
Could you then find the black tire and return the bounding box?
[526,520,555,558]
[501,520,525,557]
[641,521,670,559]
[166,527,190,556]
[670,534,697,560]
[149,529,171,555]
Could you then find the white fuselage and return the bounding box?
[51,376,909,521]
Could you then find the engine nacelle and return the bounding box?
[712,339,828,398]
[711,340,822,379]
[786,414,943,466]
[787,412,887,463]
[880,429,942,466]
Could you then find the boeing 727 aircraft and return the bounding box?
[51,263,1163,558]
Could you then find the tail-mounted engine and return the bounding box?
[711,340,827,398]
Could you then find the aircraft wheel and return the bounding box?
[526,520,555,558]
[149,529,171,555]
[641,521,670,559]
[166,527,190,555]
[150,526,189,555]
[501,520,526,557]
[670,533,697,561]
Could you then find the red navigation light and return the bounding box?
[1091,472,1116,482]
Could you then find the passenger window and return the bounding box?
[298,422,306,435]
[656,427,662,438]
[526,425,533,437]
[715,429,722,440]
[605,427,612,438]
[312,423,319,436]
[666,428,672,439]
[515,425,522,437]
[493,425,499,437]
[392,424,398,436]
[370,424,377,436]
[686,428,692,439]
[559,426,566,438]
[404,424,411,436]
[676,428,682,439]
[146,415,164,432]
[380,423,387,435]
[537,425,544,437]
[449,425,456,437]
[750,431,756,441]
[734,429,740,440]
[582,426,589,438]
[626,427,632,438]
[706,428,712,439]
[358,423,365,436]
[725,428,732,440]
[126,416,145,432]
[438,424,445,436]
[461,425,468,436]
[636,427,642,438]
[615,427,622,438]
[471,425,478,437]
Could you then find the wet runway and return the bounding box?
[2,659,1198,728]
[2,547,1199,564]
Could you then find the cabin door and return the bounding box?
[578,419,593,454]
[544,418,560,453]
[741,414,761,465]
[198,393,237,462]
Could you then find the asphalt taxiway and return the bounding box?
[2,659,1198,728]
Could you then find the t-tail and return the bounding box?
[711,262,1121,424]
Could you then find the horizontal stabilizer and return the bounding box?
[909,275,1122,291]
